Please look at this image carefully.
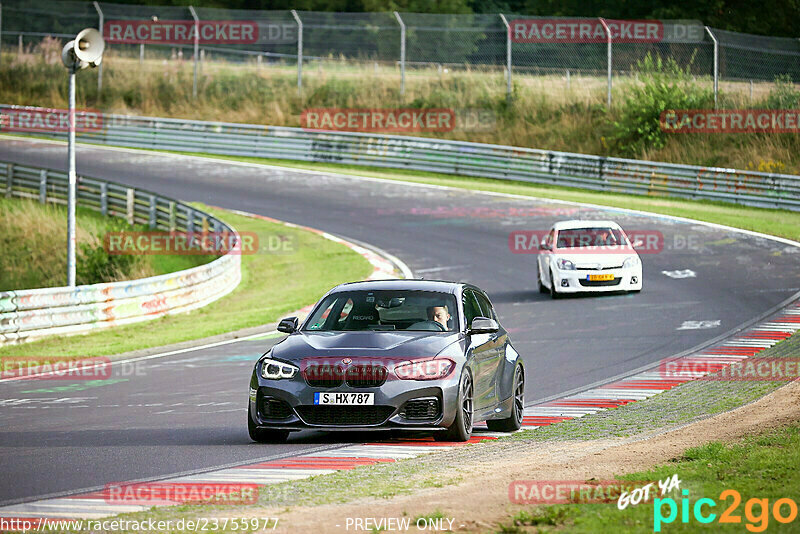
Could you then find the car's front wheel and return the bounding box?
[487,364,524,432]
[549,269,561,299]
[537,265,547,294]
[248,404,290,443]
[435,370,473,442]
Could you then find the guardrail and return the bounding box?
[2,104,799,211]
[0,160,241,345]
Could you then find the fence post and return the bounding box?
[93,1,103,96]
[186,207,195,233]
[189,6,199,99]
[499,14,512,102]
[705,26,719,109]
[148,194,157,228]
[5,163,12,197]
[139,43,144,64]
[39,169,47,204]
[599,18,612,108]
[169,201,176,231]
[126,188,135,225]
[100,182,107,215]
[291,10,302,94]
[394,11,405,96]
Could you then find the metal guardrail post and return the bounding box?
[93,1,103,96]
[100,182,107,215]
[394,11,406,96]
[139,43,144,64]
[126,188,135,225]
[39,169,47,203]
[189,6,199,100]
[291,10,302,94]
[499,14,511,102]
[5,163,11,197]
[599,18,612,108]
[705,26,719,109]
[169,201,176,231]
[186,207,195,233]
[148,194,156,228]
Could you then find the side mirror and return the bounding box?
[469,317,499,334]
[540,239,551,251]
[277,316,299,334]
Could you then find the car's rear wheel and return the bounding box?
[248,404,290,443]
[487,365,524,432]
[435,370,473,442]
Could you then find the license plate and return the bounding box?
[314,392,374,405]
[588,273,615,281]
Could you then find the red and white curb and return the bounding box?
[1,302,797,520]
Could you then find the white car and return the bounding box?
[536,220,643,298]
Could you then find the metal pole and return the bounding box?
[599,18,612,108]
[189,6,199,99]
[139,43,144,64]
[0,3,3,66]
[291,10,302,94]
[67,67,77,287]
[394,11,405,96]
[499,14,511,102]
[705,26,718,109]
[93,2,103,96]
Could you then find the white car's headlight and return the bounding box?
[260,357,299,380]
[556,258,576,270]
[623,256,640,268]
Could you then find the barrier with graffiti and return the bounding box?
[0,160,241,345]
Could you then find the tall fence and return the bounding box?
[3,104,798,212]
[2,1,799,105]
[0,159,242,345]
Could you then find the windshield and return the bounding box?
[556,227,627,248]
[304,290,458,332]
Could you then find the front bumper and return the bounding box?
[248,369,462,432]
[551,266,643,293]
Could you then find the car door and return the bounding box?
[475,291,507,407]
[539,228,555,287]
[463,289,497,412]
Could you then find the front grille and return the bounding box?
[303,364,344,387]
[345,365,388,387]
[576,265,623,270]
[295,405,394,426]
[579,277,622,287]
[401,397,441,420]
[260,397,293,420]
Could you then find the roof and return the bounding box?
[330,279,463,294]
[552,220,622,231]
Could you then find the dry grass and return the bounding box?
[2,44,799,174]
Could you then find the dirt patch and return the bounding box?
[263,379,800,533]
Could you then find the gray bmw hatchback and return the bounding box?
[248,279,525,442]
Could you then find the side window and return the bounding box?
[475,293,496,321]
[462,290,482,326]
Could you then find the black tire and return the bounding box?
[537,266,547,294]
[435,370,473,442]
[248,404,290,443]
[487,365,524,432]
[549,269,560,299]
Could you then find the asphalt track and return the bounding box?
[1,138,798,505]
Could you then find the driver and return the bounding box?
[427,305,451,330]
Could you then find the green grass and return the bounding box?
[0,203,372,360]
[0,196,208,291]
[155,151,800,242]
[494,424,800,533]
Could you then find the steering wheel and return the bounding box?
[408,320,447,332]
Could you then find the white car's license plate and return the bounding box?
[314,392,374,405]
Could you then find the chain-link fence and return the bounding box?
[1,0,798,106]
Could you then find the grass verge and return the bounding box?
[496,424,800,533]
[0,203,372,360]
[0,196,208,291]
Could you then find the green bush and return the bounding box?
[609,53,713,156]
[76,218,139,285]
[765,74,800,109]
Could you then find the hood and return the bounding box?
[270,331,462,363]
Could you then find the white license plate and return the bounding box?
[314,392,374,405]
